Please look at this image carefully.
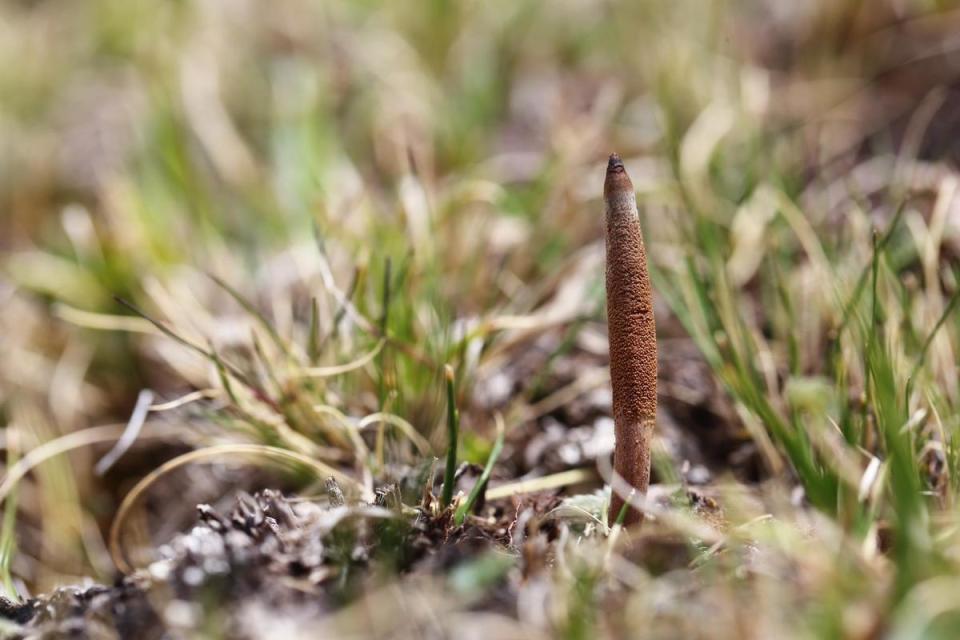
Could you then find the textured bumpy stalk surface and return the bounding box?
[604,153,657,526]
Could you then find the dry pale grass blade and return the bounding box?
[727,186,779,286]
[181,44,259,187]
[734,402,785,476]
[311,405,370,456]
[53,304,160,335]
[149,389,222,412]
[890,576,960,639]
[269,423,353,462]
[514,367,609,425]
[776,190,833,280]
[298,339,386,378]
[598,454,722,544]
[108,444,362,573]
[480,244,604,354]
[314,237,374,335]
[895,88,947,184]
[801,416,866,490]
[920,177,959,393]
[95,389,154,476]
[858,456,883,503]
[485,468,597,501]
[679,102,736,207]
[356,412,431,455]
[0,423,185,505]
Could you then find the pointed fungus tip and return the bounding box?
[604,153,633,197]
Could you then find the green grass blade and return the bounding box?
[441,364,459,509]
[455,419,505,525]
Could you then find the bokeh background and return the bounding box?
[6,2,960,635]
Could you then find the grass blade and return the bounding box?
[455,414,505,525]
[441,364,459,509]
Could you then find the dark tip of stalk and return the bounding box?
[604,153,633,198]
[607,153,625,173]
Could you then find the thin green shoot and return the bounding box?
[0,428,19,598]
[454,417,505,525]
[612,491,632,528]
[379,257,393,337]
[209,341,241,406]
[834,201,906,340]
[905,271,960,401]
[116,296,280,413]
[377,256,393,409]
[308,297,321,364]
[207,271,293,360]
[441,364,459,509]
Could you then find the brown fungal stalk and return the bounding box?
[604,153,657,526]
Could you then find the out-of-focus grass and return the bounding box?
[5,0,960,637]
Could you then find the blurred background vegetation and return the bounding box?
[7,0,960,637]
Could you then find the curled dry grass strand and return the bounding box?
[299,339,386,378]
[0,424,179,506]
[95,389,155,476]
[355,412,431,455]
[148,389,222,412]
[108,444,362,573]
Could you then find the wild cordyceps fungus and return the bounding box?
[604,153,657,527]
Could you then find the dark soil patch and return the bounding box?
[1,488,551,639]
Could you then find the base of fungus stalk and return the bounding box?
[608,418,655,526]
